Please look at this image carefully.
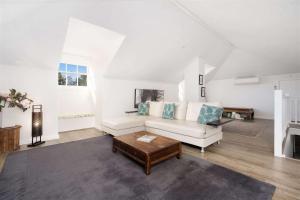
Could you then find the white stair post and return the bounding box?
[274,90,283,157]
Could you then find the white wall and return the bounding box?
[280,79,300,98]
[0,65,59,144]
[183,57,205,102]
[207,73,300,119]
[57,53,97,132]
[58,87,95,116]
[58,116,95,132]
[59,53,96,115]
[0,63,179,136]
[101,78,178,119]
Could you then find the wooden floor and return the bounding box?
[0,120,300,200]
[187,119,300,200]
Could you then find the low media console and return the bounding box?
[223,107,254,120]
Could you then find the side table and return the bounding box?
[0,125,21,153]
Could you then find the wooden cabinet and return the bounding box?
[0,125,21,153]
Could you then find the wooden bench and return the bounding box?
[223,107,254,120]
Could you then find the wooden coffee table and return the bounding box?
[112,131,181,175]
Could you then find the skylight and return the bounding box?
[62,18,126,70]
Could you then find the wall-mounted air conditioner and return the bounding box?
[234,77,260,85]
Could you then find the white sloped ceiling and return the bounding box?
[176,0,300,79]
[0,0,233,83]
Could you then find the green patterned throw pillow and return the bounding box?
[198,104,224,124]
[138,102,149,115]
[162,103,176,119]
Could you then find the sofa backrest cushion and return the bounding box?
[175,102,188,120]
[186,102,204,121]
[149,101,164,117]
[186,102,222,121]
[204,102,222,108]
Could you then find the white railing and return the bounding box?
[274,90,300,157]
[274,90,285,157]
[287,97,300,124]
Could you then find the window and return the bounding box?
[58,63,87,86]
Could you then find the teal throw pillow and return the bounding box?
[198,104,224,124]
[162,103,176,119]
[138,102,149,115]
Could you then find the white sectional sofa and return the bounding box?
[102,101,223,152]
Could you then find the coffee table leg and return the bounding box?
[176,143,182,159]
[112,146,117,153]
[145,157,151,175]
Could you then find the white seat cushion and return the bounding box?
[102,115,153,130]
[145,118,221,139]
[149,101,164,117]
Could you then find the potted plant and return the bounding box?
[0,89,33,128]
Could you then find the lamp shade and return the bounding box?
[32,105,43,137]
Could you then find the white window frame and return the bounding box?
[58,63,88,87]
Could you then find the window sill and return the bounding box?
[58,113,95,119]
[58,85,88,88]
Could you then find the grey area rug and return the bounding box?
[0,136,275,200]
[222,119,273,137]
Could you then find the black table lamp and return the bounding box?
[28,105,45,147]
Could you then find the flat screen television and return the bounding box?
[134,89,164,108]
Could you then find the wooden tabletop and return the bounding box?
[223,107,254,113]
[207,118,235,127]
[114,131,180,154]
[0,125,22,131]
